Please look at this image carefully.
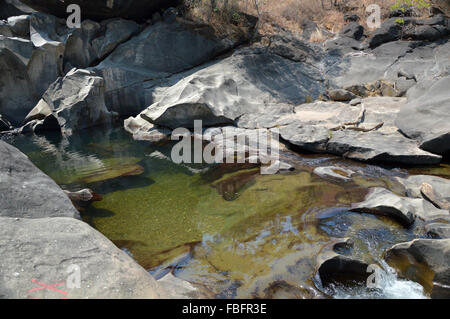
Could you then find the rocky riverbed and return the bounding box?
[0,0,449,299]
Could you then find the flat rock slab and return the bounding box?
[276,98,441,165]
[0,217,165,299]
[350,187,448,226]
[0,141,79,219]
[327,130,441,165]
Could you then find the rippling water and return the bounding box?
[7,126,448,299]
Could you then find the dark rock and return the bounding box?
[7,14,30,37]
[0,0,34,19]
[0,140,79,219]
[0,115,12,132]
[368,18,403,48]
[19,0,180,22]
[316,238,370,287]
[340,22,364,40]
[385,239,450,299]
[344,14,360,22]
[328,89,357,102]
[162,7,178,23]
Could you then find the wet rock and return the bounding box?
[26,69,113,135]
[328,89,357,102]
[316,238,370,287]
[19,0,178,21]
[313,166,355,182]
[92,19,249,116]
[0,140,79,219]
[0,217,166,299]
[124,114,171,143]
[396,76,450,155]
[385,238,450,299]
[64,188,102,212]
[350,187,448,226]
[425,223,450,239]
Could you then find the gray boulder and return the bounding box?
[426,223,450,239]
[0,217,166,299]
[385,239,450,299]
[340,22,364,40]
[0,0,34,19]
[396,76,450,155]
[350,187,448,226]
[0,47,37,126]
[25,69,114,135]
[316,238,370,288]
[134,46,324,129]
[92,19,254,116]
[0,140,79,219]
[277,98,442,165]
[64,18,141,69]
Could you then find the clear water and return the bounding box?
[5,126,440,299]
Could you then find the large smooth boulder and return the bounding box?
[0,47,37,126]
[385,239,450,299]
[0,140,79,219]
[0,217,166,299]
[18,0,179,21]
[133,46,324,129]
[396,76,450,155]
[25,69,114,135]
[92,19,254,116]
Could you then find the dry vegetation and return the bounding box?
[184,0,433,40]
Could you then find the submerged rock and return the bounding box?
[0,140,79,219]
[313,166,355,182]
[385,238,450,299]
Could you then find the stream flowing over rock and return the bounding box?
[385,239,450,299]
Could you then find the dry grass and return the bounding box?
[184,0,433,40]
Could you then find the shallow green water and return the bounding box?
[7,126,446,298]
